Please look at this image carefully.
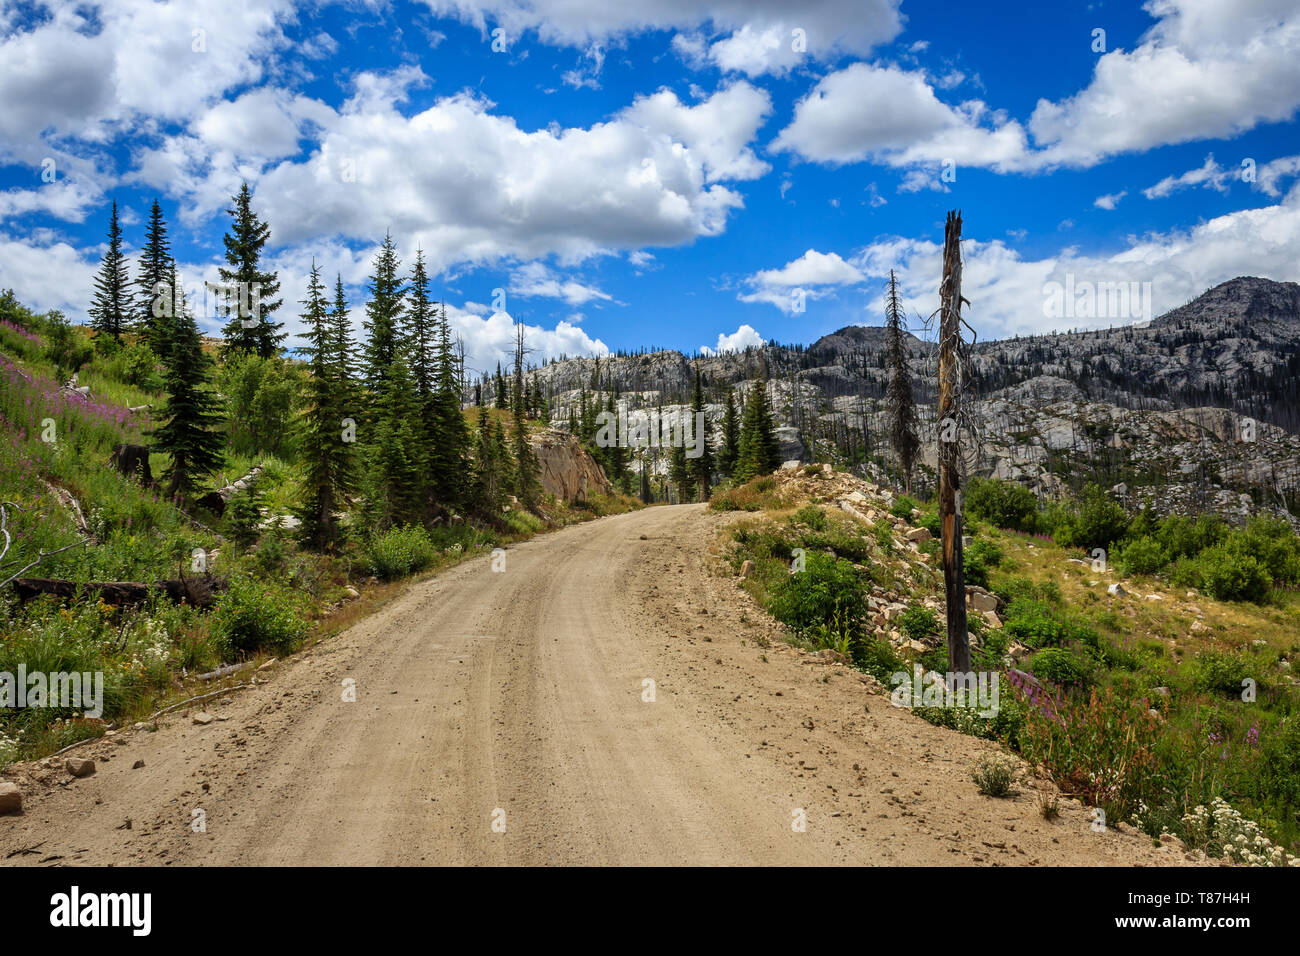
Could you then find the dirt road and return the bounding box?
[1,505,1190,866]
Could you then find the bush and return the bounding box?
[971,753,1019,797]
[1229,517,1300,588]
[898,605,939,642]
[1196,545,1272,602]
[963,537,1003,588]
[966,477,1039,532]
[364,524,438,580]
[1026,647,1094,686]
[1117,535,1170,575]
[890,495,919,520]
[210,576,308,659]
[790,504,827,531]
[1054,484,1130,551]
[1157,514,1226,561]
[1190,650,1257,697]
[768,551,868,642]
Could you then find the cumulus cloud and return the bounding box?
[1093,190,1127,210]
[135,74,772,271]
[738,249,865,312]
[701,323,764,354]
[1028,0,1300,167]
[771,63,1033,173]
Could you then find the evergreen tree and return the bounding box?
[296,263,358,547]
[885,269,921,491]
[716,386,740,478]
[218,182,284,358]
[136,199,173,353]
[405,248,438,513]
[361,233,405,394]
[151,265,223,499]
[734,379,781,481]
[494,362,507,409]
[430,303,470,509]
[686,370,714,501]
[369,351,422,528]
[89,199,133,342]
[668,442,690,500]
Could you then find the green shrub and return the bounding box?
[768,551,868,641]
[853,637,904,685]
[1157,513,1227,561]
[1118,535,1170,575]
[1054,484,1130,551]
[919,511,942,537]
[210,575,308,659]
[898,605,939,643]
[1196,545,1272,602]
[364,524,438,580]
[1026,647,1094,686]
[963,537,1003,588]
[1190,650,1257,697]
[890,495,919,520]
[1229,517,1300,588]
[790,504,827,531]
[966,477,1039,532]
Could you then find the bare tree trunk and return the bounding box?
[938,210,970,674]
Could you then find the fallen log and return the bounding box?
[10,575,228,609]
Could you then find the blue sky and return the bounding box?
[1,0,1298,379]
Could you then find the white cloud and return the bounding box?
[233,76,768,272]
[450,309,609,380]
[0,233,98,318]
[771,63,1034,173]
[509,262,613,306]
[739,249,864,312]
[1093,190,1127,210]
[421,0,903,76]
[701,323,764,354]
[1142,155,1229,199]
[1253,153,1300,197]
[846,181,1300,338]
[1028,0,1300,167]
[0,180,104,224]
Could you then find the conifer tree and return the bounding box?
[296,263,358,546]
[734,379,782,481]
[885,269,921,491]
[151,265,223,499]
[370,351,422,528]
[668,442,690,500]
[716,386,740,478]
[89,199,133,342]
[218,182,284,358]
[361,233,405,394]
[686,370,714,501]
[136,199,173,353]
[494,362,507,409]
[430,303,470,508]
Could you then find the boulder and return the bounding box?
[0,781,21,814]
[65,757,96,778]
[905,527,931,543]
[109,443,153,486]
[530,430,613,502]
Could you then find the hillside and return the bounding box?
[517,277,1300,522]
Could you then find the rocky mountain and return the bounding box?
[502,277,1300,522]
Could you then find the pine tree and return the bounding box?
[494,362,507,409]
[369,351,422,528]
[716,386,740,478]
[686,370,714,501]
[404,248,438,514]
[136,199,173,353]
[151,265,223,499]
[296,262,358,547]
[362,233,405,394]
[217,183,284,358]
[735,379,781,481]
[89,200,133,342]
[430,302,470,509]
[668,442,690,500]
[885,269,921,491]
